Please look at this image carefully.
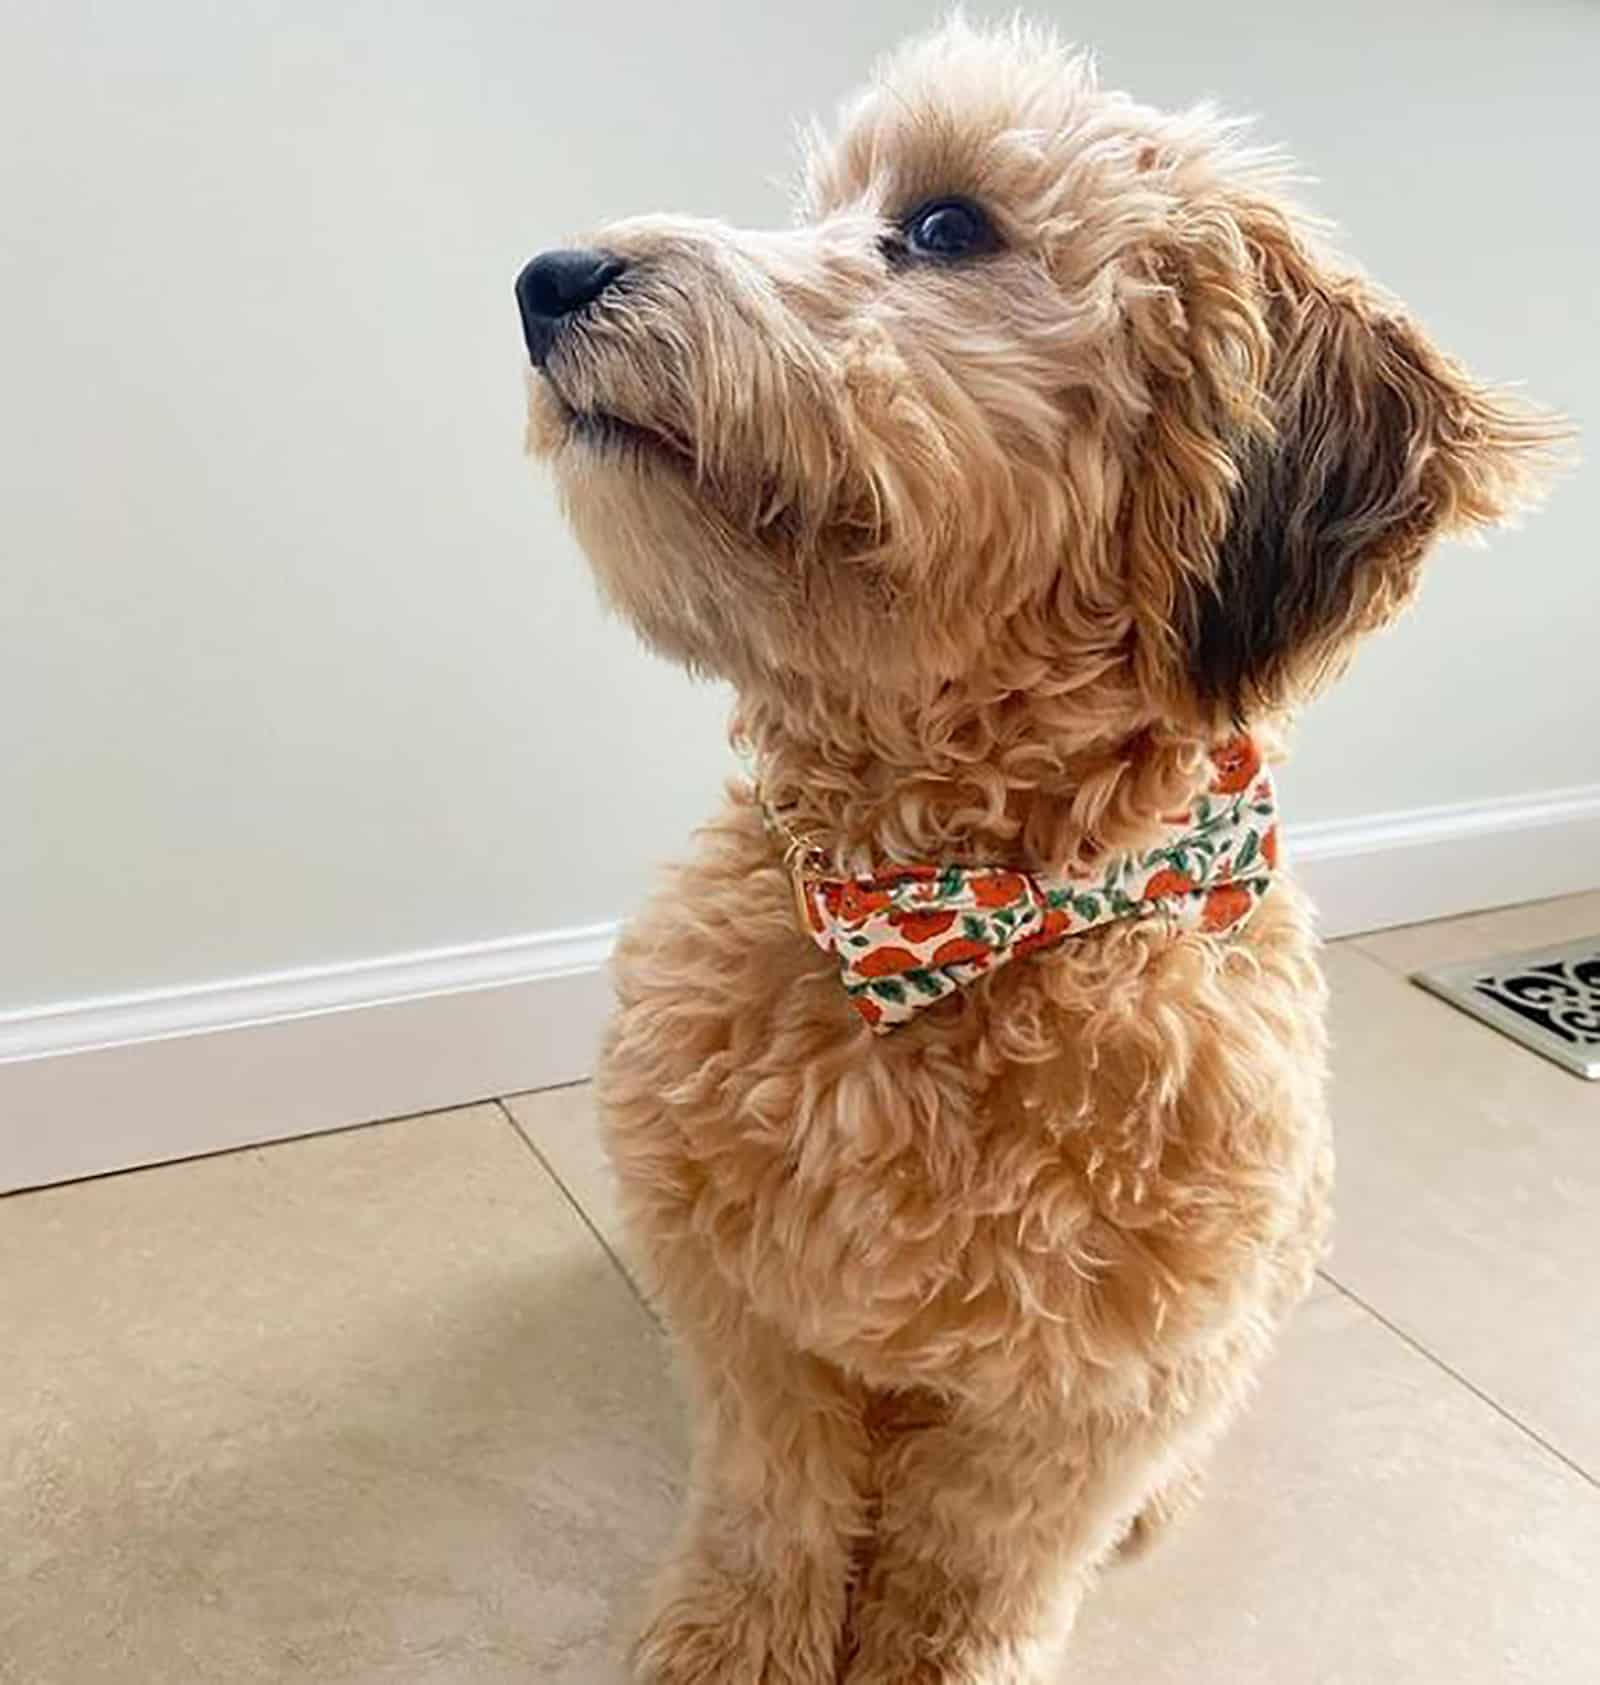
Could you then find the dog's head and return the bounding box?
[521,19,1560,732]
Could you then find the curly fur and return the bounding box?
[522,18,1562,1682]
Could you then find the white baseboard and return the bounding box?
[3,784,1596,1194]
[0,927,619,1195]
[1292,782,1600,939]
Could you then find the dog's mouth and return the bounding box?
[572,408,691,465]
[542,374,695,473]
[535,365,800,547]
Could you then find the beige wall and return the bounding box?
[2,0,1594,1013]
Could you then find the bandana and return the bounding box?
[789,737,1278,1032]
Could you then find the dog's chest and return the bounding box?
[599,797,1331,1393]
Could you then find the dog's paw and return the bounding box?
[1115,1466,1206,1562]
[841,1645,1030,1685]
[633,1575,840,1685]
[843,1613,1042,1685]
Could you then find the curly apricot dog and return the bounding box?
[517,19,1559,1683]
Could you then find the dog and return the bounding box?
[516,19,1560,1683]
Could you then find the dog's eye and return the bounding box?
[900,198,998,261]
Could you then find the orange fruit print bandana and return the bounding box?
[797,737,1279,1033]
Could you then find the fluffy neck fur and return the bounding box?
[735,658,1229,876]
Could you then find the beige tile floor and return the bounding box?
[4,896,1598,1683]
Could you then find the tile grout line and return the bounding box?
[493,1097,664,1331]
[1316,1268,1598,1491]
[0,1097,491,1203]
[1333,935,1402,975]
[1339,889,1600,979]
[1331,940,1414,982]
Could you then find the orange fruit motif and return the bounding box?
[852,995,884,1027]
[1262,825,1280,869]
[837,880,893,923]
[970,871,1029,909]
[1209,736,1261,794]
[854,945,923,978]
[877,864,939,885]
[888,908,960,943]
[1013,907,1073,958]
[1201,883,1254,932]
[930,937,993,968]
[1144,867,1198,901]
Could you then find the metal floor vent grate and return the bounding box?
[1414,936,1600,1080]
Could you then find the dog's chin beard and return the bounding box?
[571,408,688,466]
[539,367,811,561]
[540,373,695,475]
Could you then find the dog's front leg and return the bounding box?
[635,1309,870,1685]
[843,1401,1161,1685]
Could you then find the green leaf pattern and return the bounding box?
[798,742,1280,1033]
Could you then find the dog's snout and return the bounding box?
[515,248,627,365]
[521,248,627,316]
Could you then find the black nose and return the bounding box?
[515,248,627,365]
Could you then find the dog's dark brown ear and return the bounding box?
[1184,247,1563,722]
